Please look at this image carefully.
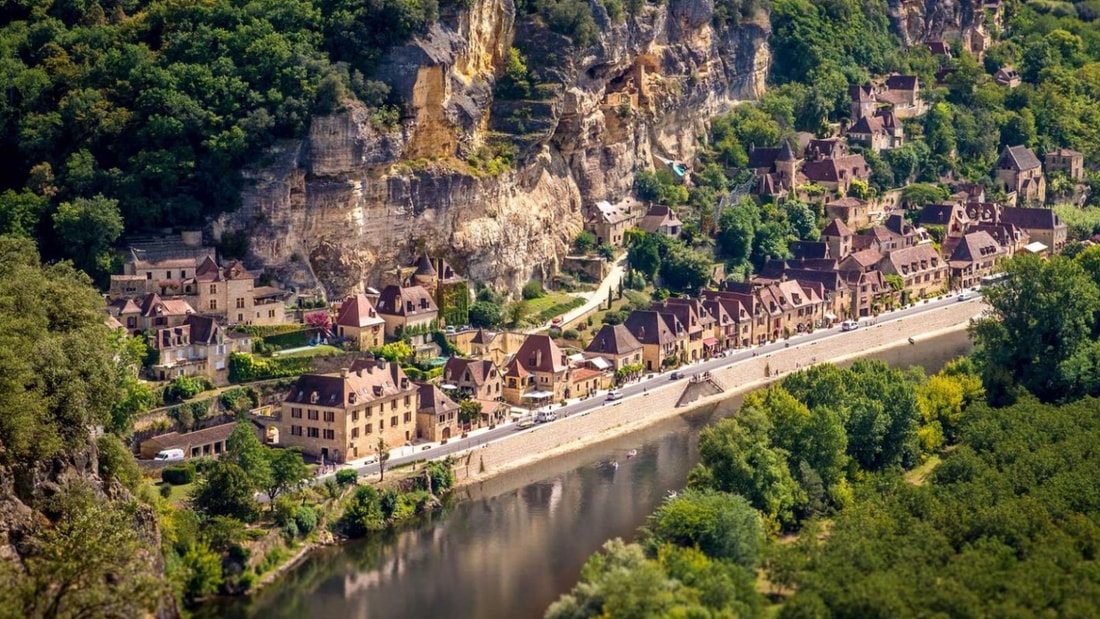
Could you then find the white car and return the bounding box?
[607,389,624,401]
[841,320,860,332]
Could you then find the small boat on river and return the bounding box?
[626,449,638,458]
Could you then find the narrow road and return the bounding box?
[333,293,984,482]
[525,256,626,334]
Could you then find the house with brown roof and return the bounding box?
[999,207,1067,254]
[822,218,855,259]
[116,231,216,298]
[842,269,894,317]
[584,324,643,370]
[880,244,948,299]
[107,293,196,336]
[947,231,1007,289]
[148,314,243,384]
[623,310,687,371]
[995,145,1046,205]
[652,297,717,361]
[638,205,683,238]
[139,421,241,460]
[702,294,755,350]
[881,75,924,118]
[993,67,1021,88]
[276,357,419,462]
[748,141,801,199]
[375,285,439,337]
[801,155,871,197]
[407,254,471,327]
[586,200,639,247]
[839,248,884,274]
[1045,148,1085,181]
[926,40,951,58]
[441,357,507,425]
[846,110,904,152]
[415,383,461,442]
[335,294,386,350]
[502,334,571,404]
[755,280,826,339]
[919,203,971,239]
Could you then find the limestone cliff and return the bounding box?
[215,0,770,298]
[887,0,988,46]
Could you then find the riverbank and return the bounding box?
[455,299,983,488]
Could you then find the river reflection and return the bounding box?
[199,329,972,619]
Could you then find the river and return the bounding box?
[199,329,973,619]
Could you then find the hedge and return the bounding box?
[261,328,318,350]
[229,353,314,383]
[162,462,196,485]
[233,324,302,338]
[537,297,586,323]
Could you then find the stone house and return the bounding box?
[638,205,683,238]
[139,421,240,460]
[651,297,717,361]
[754,280,826,340]
[441,357,507,425]
[148,314,239,384]
[277,358,419,463]
[846,110,904,152]
[375,284,439,338]
[842,269,893,317]
[947,230,1007,289]
[918,203,971,240]
[880,75,924,118]
[583,324,644,370]
[415,382,460,442]
[585,200,639,247]
[822,219,855,259]
[993,67,1021,88]
[113,231,216,299]
[748,140,801,200]
[702,295,754,350]
[995,145,1046,205]
[1045,148,1085,181]
[335,293,386,350]
[623,310,687,371]
[251,287,289,326]
[999,207,1067,254]
[409,254,471,327]
[502,334,571,405]
[107,293,196,337]
[880,244,948,299]
[800,155,872,197]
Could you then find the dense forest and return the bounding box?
[547,249,1100,617]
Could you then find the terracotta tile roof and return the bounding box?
[571,367,603,382]
[145,422,239,452]
[624,310,685,346]
[822,218,853,237]
[885,244,943,275]
[639,205,683,234]
[847,249,885,268]
[285,359,414,408]
[376,285,438,318]
[585,324,643,356]
[139,293,195,318]
[1046,147,1082,158]
[1000,207,1064,231]
[443,358,498,387]
[509,334,567,374]
[470,328,495,345]
[801,155,870,184]
[336,294,385,328]
[949,231,1005,265]
[416,382,459,415]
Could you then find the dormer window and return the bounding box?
[349,393,357,404]
[310,391,319,404]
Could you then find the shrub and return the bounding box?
[335,469,359,486]
[159,484,172,499]
[97,434,141,491]
[522,280,545,299]
[563,329,580,340]
[273,495,297,527]
[162,462,196,485]
[228,352,314,383]
[295,505,318,534]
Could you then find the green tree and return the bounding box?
[459,400,482,427]
[96,434,142,492]
[0,189,46,238]
[192,462,260,523]
[51,195,123,280]
[469,300,504,327]
[573,230,596,254]
[643,489,764,569]
[784,200,818,240]
[659,243,712,294]
[627,232,664,282]
[717,202,760,265]
[377,436,390,482]
[341,485,385,537]
[225,421,272,492]
[265,448,309,501]
[496,47,532,100]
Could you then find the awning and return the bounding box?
[825,313,838,320]
[440,384,458,390]
[702,337,718,346]
[522,390,555,400]
[588,357,612,370]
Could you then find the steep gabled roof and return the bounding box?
[999,145,1042,171]
[284,359,414,408]
[470,328,495,345]
[801,155,870,184]
[999,207,1063,230]
[511,334,567,374]
[336,294,385,328]
[585,324,643,356]
[376,285,438,317]
[822,218,853,237]
[949,231,1005,265]
[416,382,459,415]
[885,75,919,91]
[624,310,684,346]
[443,357,498,387]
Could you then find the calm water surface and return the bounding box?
[200,330,972,619]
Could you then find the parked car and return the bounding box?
[154,449,185,462]
[535,410,557,423]
[551,317,564,328]
[445,325,457,334]
[957,292,972,301]
[670,371,684,380]
[841,319,860,332]
[607,389,624,401]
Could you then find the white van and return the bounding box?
[154,449,185,462]
[841,320,860,332]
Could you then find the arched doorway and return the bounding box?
[442,427,451,440]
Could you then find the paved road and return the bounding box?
[331,292,984,482]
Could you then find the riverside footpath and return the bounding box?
[450,297,986,485]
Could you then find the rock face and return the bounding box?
[887,0,984,45]
[215,0,770,298]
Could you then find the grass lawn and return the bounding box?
[274,344,343,359]
[521,291,578,316]
[150,480,194,506]
[905,454,941,486]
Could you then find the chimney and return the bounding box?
[340,368,349,378]
[377,357,387,369]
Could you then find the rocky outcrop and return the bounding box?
[887,0,984,45]
[215,0,770,298]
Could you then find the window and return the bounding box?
[365,405,372,416]
[390,399,396,410]
[146,272,152,280]
[308,410,319,421]
[181,271,187,278]
[127,317,136,328]
[307,427,319,438]
[352,427,359,439]
[291,425,302,436]
[237,314,243,322]
[324,411,335,423]
[209,300,217,310]
[166,271,172,279]
[404,395,410,407]
[269,309,276,318]
[210,284,217,294]
[236,298,245,309]
[379,418,384,429]
[439,415,446,423]
[403,412,411,423]
[390,416,398,427]
[323,429,335,440]
[352,411,359,422]
[291,408,302,419]
[366,423,373,434]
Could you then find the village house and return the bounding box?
[148,314,241,384]
[112,231,216,299]
[825,197,879,231]
[702,294,754,350]
[638,205,683,238]
[375,284,439,337]
[502,334,571,405]
[408,254,471,327]
[846,109,904,152]
[842,269,893,317]
[748,141,800,199]
[756,280,826,339]
[335,293,386,350]
[993,67,1021,88]
[651,297,718,361]
[919,203,972,240]
[839,248,885,274]
[995,145,1046,205]
[623,310,687,371]
[822,219,855,259]
[926,40,951,58]
[441,357,508,425]
[139,421,241,460]
[880,75,924,118]
[1045,148,1085,181]
[277,357,419,463]
[800,154,872,198]
[107,293,196,337]
[585,200,639,247]
[193,258,254,323]
[880,244,948,299]
[251,287,289,326]
[583,324,644,370]
[999,207,1067,254]
[947,230,1007,290]
[415,382,461,442]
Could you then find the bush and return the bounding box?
[335,469,359,486]
[273,495,297,527]
[469,300,504,327]
[164,375,214,403]
[295,505,318,535]
[522,280,545,299]
[563,329,580,340]
[162,462,196,485]
[574,230,596,254]
[97,434,141,491]
[228,353,314,383]
[536,297,586,323]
